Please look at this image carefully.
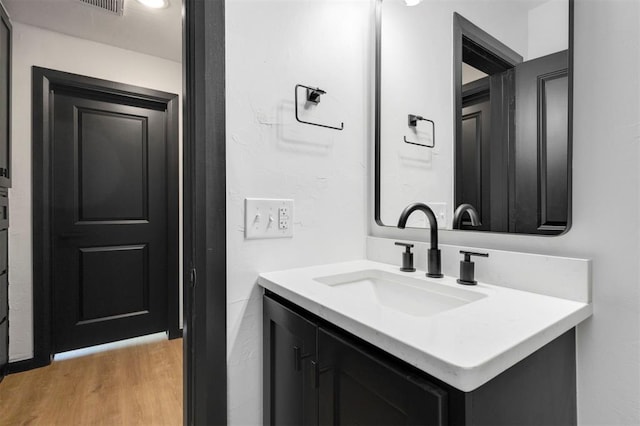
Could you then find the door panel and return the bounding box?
[0,318,7,376]
[460,98,490,230]
[78,109,149,221]
[538,74,569,226]
[0,273,6,321]
[514,50,569,234]
[52,90,168,352]
[78,245,149,323]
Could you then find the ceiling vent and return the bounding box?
[78,0,124,16]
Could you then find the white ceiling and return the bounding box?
[4,0,182,62]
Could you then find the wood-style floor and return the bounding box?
[0,338,182,426]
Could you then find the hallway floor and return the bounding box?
[0,337,182,425]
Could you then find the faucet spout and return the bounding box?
[397,203,439,249]
[452,203,480,229]
[397,202,443,278]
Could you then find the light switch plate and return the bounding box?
[245,198,294,239]
[429,202,448,228]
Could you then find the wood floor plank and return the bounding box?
[0,338,182,425]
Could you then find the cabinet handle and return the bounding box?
[293,346,311,372]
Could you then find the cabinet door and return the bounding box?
[0,273,6,322]
[264,295,318,426]
[319,328,448,426]
[0,318,7,381]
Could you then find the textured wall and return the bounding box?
[225,0,372,423]
[9,23,183,361]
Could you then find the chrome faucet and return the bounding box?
[452,203,480,229]
[397,202,443,278]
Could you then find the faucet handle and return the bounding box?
[395,242,414,249]
[457,251,489,285]
[395,242,416,272]
[459,250,489,262]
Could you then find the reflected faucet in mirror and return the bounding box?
[397,202,443,278]
[452,203,480,229]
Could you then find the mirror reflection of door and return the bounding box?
[513,51,569,234]
[455,12,569,235]
[457,35,520,232]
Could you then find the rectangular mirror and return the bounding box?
[375,0,573,235]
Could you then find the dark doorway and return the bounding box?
[454,13,569,235]
[459,77,492,231]
[454,14,522,232]
[32,67,180,361]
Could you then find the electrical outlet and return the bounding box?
[245,198,294,239]
[278,207,290,230]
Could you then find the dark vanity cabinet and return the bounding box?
[265,294,447,426]
[0,0,10,382]
[264,294,447,426]
[318,328,447,425]
[0,191,7,380]
[264,292,577,426]
[264,294,318,425]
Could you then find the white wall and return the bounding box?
[528,0,569,60]
[9,23,183,361]
[225,0,371,423]
[372,1,640,424]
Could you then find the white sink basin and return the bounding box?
[313,269,486,317]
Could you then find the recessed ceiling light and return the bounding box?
[404,0,422,6]
[135,0,169,9]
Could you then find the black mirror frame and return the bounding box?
[374,0,574,236]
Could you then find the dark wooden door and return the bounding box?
[51,88,169,352]
[459,79,491,231]
[457,72,514,233]
[318,328,447,426]
[263,295,318,426]
[514,50,569,234]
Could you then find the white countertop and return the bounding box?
[258,259,592,392]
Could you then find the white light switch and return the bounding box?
[400,203,448,228]
[245,198,294,239]
[428,202,448,228]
